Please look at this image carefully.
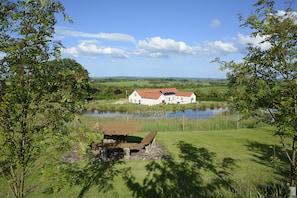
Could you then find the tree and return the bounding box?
[0,1,89,198]
[215,0,297,190]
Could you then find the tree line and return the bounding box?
[88,79,228,101]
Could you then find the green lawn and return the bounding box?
[0,127,289,198]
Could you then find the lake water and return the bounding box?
[83,108,227,119]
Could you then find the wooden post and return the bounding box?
[236,113,240,129]
[151,137,156,148]
[145,145,150,154]
[182,113,185,131]
[123,148,130,159]
[101,148,107,161]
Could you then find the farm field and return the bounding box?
[90,77,215,88]
[0,126,289,197]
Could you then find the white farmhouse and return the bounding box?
[129,88,196,106]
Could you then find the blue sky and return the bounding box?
[55,0,294,78]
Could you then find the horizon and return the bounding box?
[89,76,227,80]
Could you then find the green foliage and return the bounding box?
[216,0,297,187]
[88,77,229,101]
[0,1,89,197]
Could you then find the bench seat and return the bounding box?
[96,131,158,160]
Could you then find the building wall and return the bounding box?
[129,91,196,106]
[176,93,196,104]
[129,91,164,105]
[140,97,163,106]
[128,91,142,104]
[163,94,176,104]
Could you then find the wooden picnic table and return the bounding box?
[99,122,142,144]
[93,122,158,160]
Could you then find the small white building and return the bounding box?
[129,88,196,106]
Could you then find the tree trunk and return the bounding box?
[290,133,297,186]
[291,95,297,188]
[287,133,297,198]
[18,168,25,198]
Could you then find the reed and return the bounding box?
[79,112,267,133]
[86,100,227,113]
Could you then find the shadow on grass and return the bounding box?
[245,140,289,197]
[123,141,237,198]
[43,158,126,198]
[245,140,288,174]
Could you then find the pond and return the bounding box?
[83,108,227,119]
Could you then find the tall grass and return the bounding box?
[79,112,268,133]
[86,100,227,113]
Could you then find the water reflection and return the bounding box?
[167,108,227,119]
[83,108,227,119]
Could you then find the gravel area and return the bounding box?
[62,142,171,162]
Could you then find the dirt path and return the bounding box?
[112,99,128,104]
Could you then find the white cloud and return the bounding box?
[237,33,271,51]
[204,40,238,54]
[56,27,135,43]
[276,10,287,17]
[136,37,196,58]
[62,47,79,57]
[0,52,5,60]
[135,37,239,58]
[276,10,297,18]
[62,40,129,58]
[210,19,221,27]
[61,36,242,59]
[234,10,297,52]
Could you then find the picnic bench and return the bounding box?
[94,131,158,160]
[116,131,158,159]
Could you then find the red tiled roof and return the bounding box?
[136,89,162,99]
[176,91,193,97]
[136,88,193,99]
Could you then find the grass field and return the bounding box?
[90,78,201,88]
[0,126,289,197]
[89,77,228,100]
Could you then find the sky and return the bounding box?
[55,0,295,78]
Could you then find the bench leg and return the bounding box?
[123,148,130,159]
[151,137,156,148]
[145,145,151,154]
[145,137,156,154]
